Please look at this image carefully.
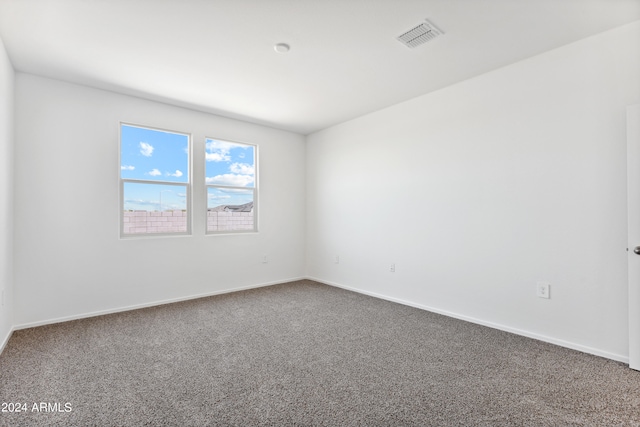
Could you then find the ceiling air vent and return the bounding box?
[397,19,443,48]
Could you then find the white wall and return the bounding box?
[307,21,640,362]
[0,36,14,350]
[14,74,306,327]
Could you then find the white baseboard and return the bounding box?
[0,326,13,356]
[13,276,306,331]
[7,275,629,365]
[307,276,629,364]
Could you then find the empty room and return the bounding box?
[1,0,640,425]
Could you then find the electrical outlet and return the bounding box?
[262,255,268,264]
[536,282,550,299]
[390,263,396,273]
[335,255,340,264]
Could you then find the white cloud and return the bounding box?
[205,152,230,162]
[206,174,254,187]
[229,163,254,175]
[140,142,154,157]
[205,139,234,162]
[123,199,159,209]
[121,165,135,170]
[208,193,231,200]
[168,170,183,177]
[219,188,252,194]
[148,169,162,176]
[206,139,235,151]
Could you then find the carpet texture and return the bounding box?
[0,280,639,426]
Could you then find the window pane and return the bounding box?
[121,124,188,183]
[207,187,254,232]
[205,139,255,188]
[123,182,188,234]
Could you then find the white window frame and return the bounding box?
[119,122,192,238]
[205,137,258,235]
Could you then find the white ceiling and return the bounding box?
[1,0,639,135]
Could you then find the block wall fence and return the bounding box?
[123,210,254,234]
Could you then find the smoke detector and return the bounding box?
[274,43,290,54]
[397,19,443,48]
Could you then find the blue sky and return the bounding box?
[120,125,255,211]
[205,138,255,209]
[121,125,189,211]
[121,125,189,183]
